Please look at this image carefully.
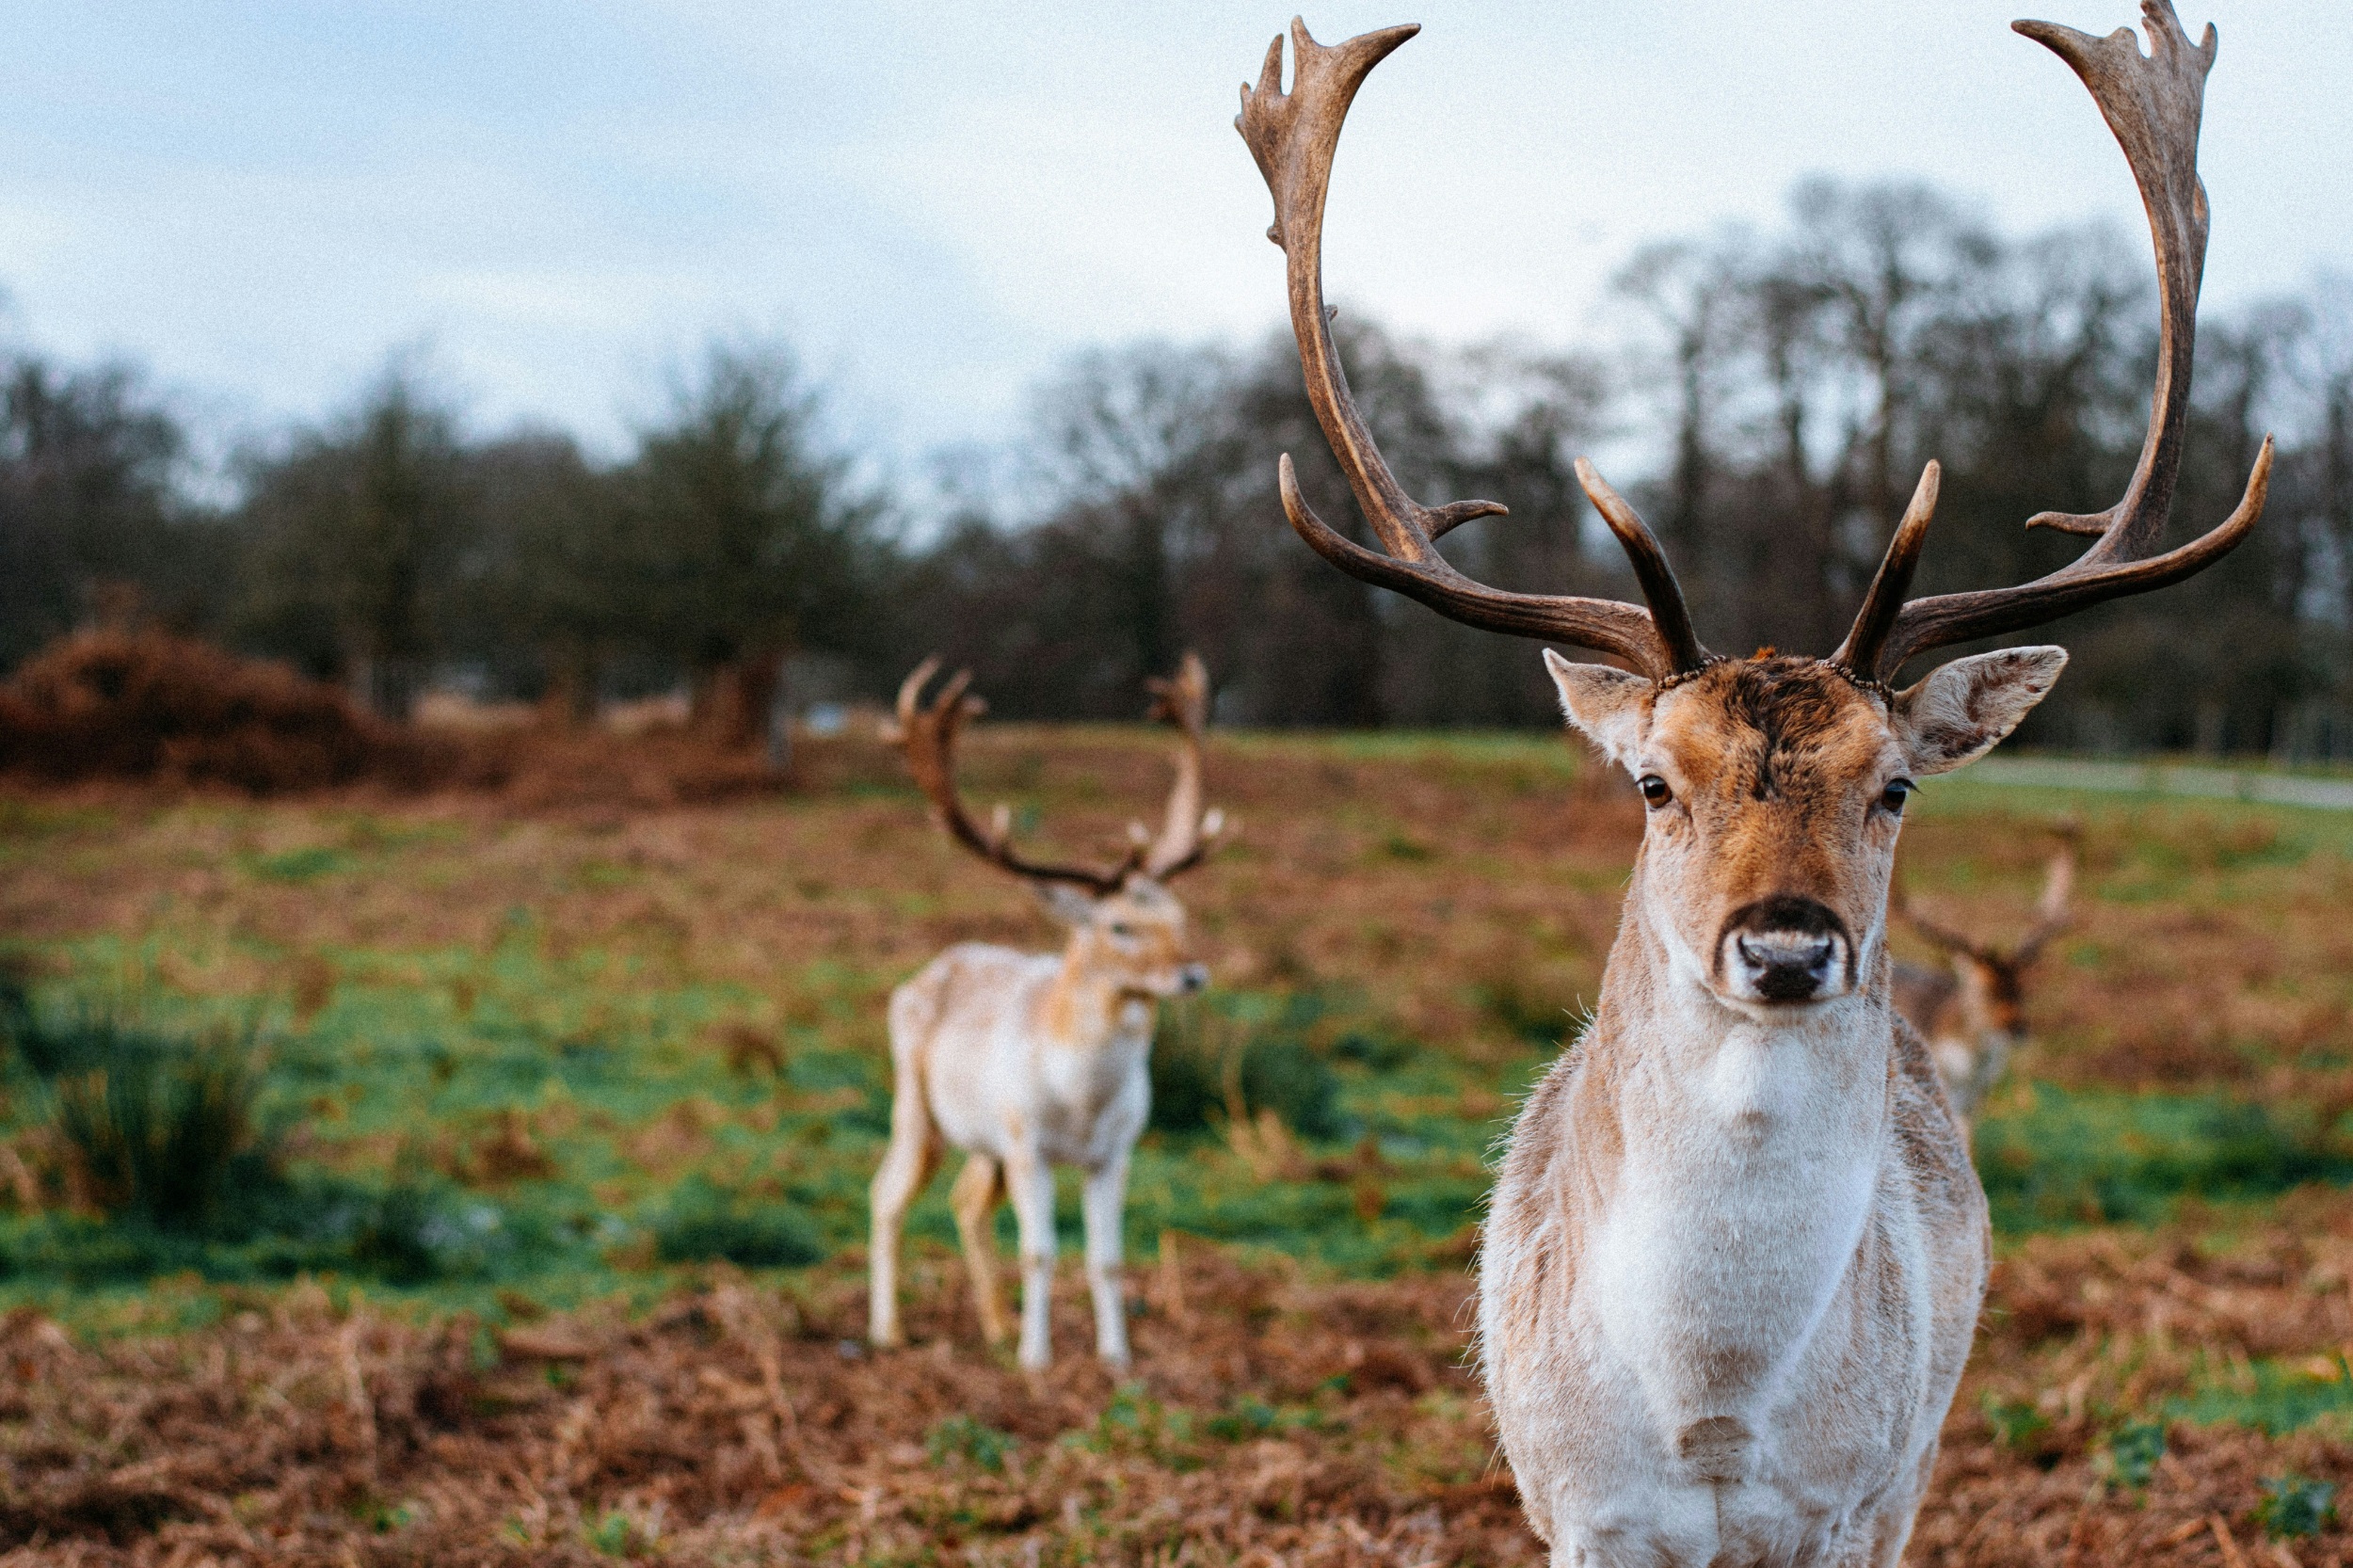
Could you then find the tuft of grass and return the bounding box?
[925,1413,1015,1473]
[2095,1419,2165,1489]
[2254,1475,2337,1540]
[1981,1394,2051,1454]
[26,1001,269,1232]
[650,1176,823,1269]
[581,1505,658,1558]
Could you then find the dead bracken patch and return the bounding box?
[6,1224,2353,1564]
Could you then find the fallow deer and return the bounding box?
[1893,827,2078,1124]
[869,654,1225,1369]
[1237,6,2267,1560]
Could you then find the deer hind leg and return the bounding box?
[868,1032,941,1350]
[950,1152,1010,1348]
[1003,1146,1057,1370]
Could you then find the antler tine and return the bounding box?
[1143,651,1225,879]
[2012,828,2080,965]
[1892,877,1994,964]
[892,659,1133,896]
[1239,19,1709,681]
[1830,463,1940,676]
[1846,1,2270,682]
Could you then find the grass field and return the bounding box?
[6,725,2353,1563]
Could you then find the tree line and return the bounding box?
[6,178,2350,753]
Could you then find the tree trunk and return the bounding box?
[539,644,599,728]
[698,653,784,751]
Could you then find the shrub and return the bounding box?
[650,1177,822,1268]
[0,629,456,792]
[1151,997,1342,1143]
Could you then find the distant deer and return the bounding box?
[869,654,1224,1369]
[1237,5,2265,1560]
[1892,827,2078,1124]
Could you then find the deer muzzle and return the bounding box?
[1719,896,1852,1005]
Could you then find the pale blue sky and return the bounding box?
[1,2,2345,473]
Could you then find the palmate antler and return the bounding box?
[1141,651,1228,878]
[1832,1,2272,681]
[1239,4,2267,685]
[1236,23,1709,682]
[893,654,1225,895]
[1897,824,2079,968]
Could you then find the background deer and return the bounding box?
[1893,825,2078,1124]
[869,653,1224,1370]
[1238,5,2266,1561]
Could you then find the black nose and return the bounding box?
[1721,896,1849,1003]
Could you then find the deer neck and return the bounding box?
[1576,868,1897,1427]
[1038,952,1154,1054]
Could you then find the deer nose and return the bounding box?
[1176,964,1209,995]
[1720,896,1850,1004]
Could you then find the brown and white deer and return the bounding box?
[1237,5,2266,1560]
[1893,827,2078,1124]
[869,654,1224,1369]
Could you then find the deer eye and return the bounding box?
[1637,776,1673,808]
[1879,779,1914,815]
[1109,922,1137,939]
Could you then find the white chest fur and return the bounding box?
[1589,1006,1884,1467]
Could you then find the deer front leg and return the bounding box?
[950,1152,1010,1348]
[1081,1152,1133,1368]
[1004,1146,1058,1369]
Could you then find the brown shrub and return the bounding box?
[0,630,457,793]
[0,630,847,807]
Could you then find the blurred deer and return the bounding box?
[1236,6,2265,1560]
[1892,827,2078,1124]
[869,654,1225,1369]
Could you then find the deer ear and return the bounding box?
[1032,882,1098,927]
[1892,647,2068,776]
[1544,649,1652,773]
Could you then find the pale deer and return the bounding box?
[869,654,1225,1369]
[1892,827,2078,1124]
[1237,6,2267,1560]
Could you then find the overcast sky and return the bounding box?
[2,1,2346,478]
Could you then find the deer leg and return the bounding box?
[1080,1152,1133,1368]
[950,1152,1010,1348]
[868,1052,938,1350]
[1003,1146,1057,1370]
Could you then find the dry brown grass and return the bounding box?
[8,725,2353,1561]
[4,1225,2353,1564]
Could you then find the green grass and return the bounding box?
[6,740,2353,1371]
[2,942,2345,1328]
[1975,1083,2353,1231]
[0,941,1513,1330]
[2169,1359,2353,1436]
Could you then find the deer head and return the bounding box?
[892,653,1226,1000]
[1897,825,2079,1042]
[1238,4,2265,1010]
